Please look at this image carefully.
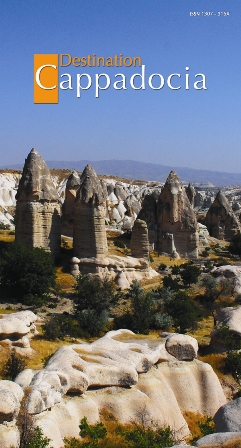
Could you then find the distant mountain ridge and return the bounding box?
[1,159,241,187]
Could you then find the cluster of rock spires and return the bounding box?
[14,149,241,276]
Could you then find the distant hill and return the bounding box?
[2,159,241,187]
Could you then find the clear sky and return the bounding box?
[0,0,240,172]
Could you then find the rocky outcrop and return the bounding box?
[12,329,226,447]
[62,171,80,237]
[210,304,241,350]
[70,254,158,282]
[73,164,108,259]
[212,265,241,293]
[205,191,241,240]
[130,219,149,260]
[15,149,61,257]
[0,310,38,355]
[157,171,199,258]
[165,334,198,360]
[214,397,241,433]
[195,432,241,447]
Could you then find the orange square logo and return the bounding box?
[34,54,58,103]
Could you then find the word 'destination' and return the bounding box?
[34,54,207,104]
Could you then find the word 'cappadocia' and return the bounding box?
[34,54,207,103]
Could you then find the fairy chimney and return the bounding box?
[15,148,61,257]
[205,191,241,240]
[73,164,108,258]
[130,219,149,260]
[157,171,198,258]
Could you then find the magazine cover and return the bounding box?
[1,1,241,447]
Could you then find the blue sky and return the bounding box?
[0,0,240,172]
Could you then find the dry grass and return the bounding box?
[183,411,214,442]
[0,230,15,243]
[55,266,76,292]
[26,338,73,370]
[187,316,214,346]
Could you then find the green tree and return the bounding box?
[73,274,120,336]
[179,263,201,287]
[225,351,241,384]
[166,291,198,333]
[2,351,26,381]
[200,275,233,325]
[25,426,52,448]
[0,242,56,302]
[127,281,154,334]
[229,233,241,256]
[162,275,180,291]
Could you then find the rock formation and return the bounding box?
[205,190,241,240]
[62,171,80,237]
[138,193,158,250]
[210,304,241,350]
[0,310,38,355]
[130,219,149,260]
[12,329,225,447]
[185,183,196,208]
[73,164,108,259]
[157,171,199,258]
[214,397,241,432]
[15,148,61,257]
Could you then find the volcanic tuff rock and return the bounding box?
[12,329,226,447]
[73,164,108,259]
[138,193,158,249]
[15,149,61,257]
[210,304,241,350]
[130,219,149,260]
[157,171,199,258]
[185,183,196,208]
[195,432,241,447]
[214,397,241,432]
[205,190,241,240]
[0,310,39,355]
[62,171,80,237]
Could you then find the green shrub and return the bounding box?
[191,416,216,444]
[116,423,176,448]
[229,233,241,256]
[43,314,89,340]
[165,291,198,333]
[2,351,26,381]
[114,240,126,249]
[149,254,154,263]
[158,263,167,271]
[0,242,56,302]
[0,222,10,230]
[24,426,52,448]
[151,312,173,330]
[225,350,241,383]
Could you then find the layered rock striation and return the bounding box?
[73,164,108,259]
[130,219,149,260]
[15,149,61,257]
[205,190,241,240]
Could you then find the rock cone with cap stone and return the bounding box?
[15,148,61,257]
[157,171,199,258]
[205,190,241,240]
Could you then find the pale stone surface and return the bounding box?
[11,328,226,447]
[165,334,198,360]
[205,190,241,240]
[211,305,241,350]
[195,432,241,446]
[0,311,38,350]
[212,265,241,294]
[73,164,108,259]
[15,148,61,257]
[0,425,20,448]
[130,219,150,260]
[0,381,24,422]
[185,183,196,208]
[214,397,241,432]
[158,171,199,258]
[115,271,130,289]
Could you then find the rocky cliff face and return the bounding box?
[157,171,199,258]
[15,149,61,257]
[205,190,241,240]
[73,164,108,258]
